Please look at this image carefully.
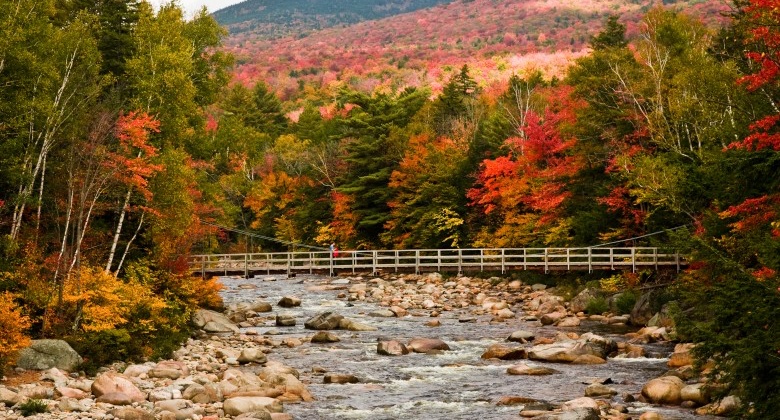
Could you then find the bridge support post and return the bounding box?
[244,254,248,279]
[588,248,592,273]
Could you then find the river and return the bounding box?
[220,274,718,420]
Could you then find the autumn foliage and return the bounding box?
[0,292,31,375]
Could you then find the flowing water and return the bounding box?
[220,274,717,420]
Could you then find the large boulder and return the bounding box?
[630,291,657,326]
[192,309,239,333]
[528,333,615,363]
[569,288,601,314]
[304,312,344,330]
[641,375,685,405]
[91,372,147,403]
[16,339,82,371]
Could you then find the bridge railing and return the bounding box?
[188,247,682,277]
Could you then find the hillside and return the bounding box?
[213,0,454,38]
[223,0,730,100]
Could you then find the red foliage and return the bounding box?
[468,85,582,227]
[720,195,780,232]
[729,0,780,151]
[110,111,163,200]
[598,186,646,228]
[753,266,777,281]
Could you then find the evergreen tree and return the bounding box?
[336,87,428,246]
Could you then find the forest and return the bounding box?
[1,0,779,417]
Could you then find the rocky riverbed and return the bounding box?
[0,272,734,419]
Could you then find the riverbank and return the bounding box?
[0,272,726,419]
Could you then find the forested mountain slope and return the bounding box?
[213,0,454,38]
[223,0,728,99]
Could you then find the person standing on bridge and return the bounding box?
[330,243,339,257]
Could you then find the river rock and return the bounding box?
[338,318,377,331]
[277,296,301,307]
[0,387,20,405]
[304,312,344,330]
[641,375,685,405]
[124,364,152,377]
[57,397,89,413]
[41,367,70,386]
[97,391,137,405]
[638,413,662,420]
[508,330,535,343]
[155,399,202,420]
[481,344,527,360]
[584,383,617,397]
[377,340,409,356]
[528,333,615,363]
[249,299,273,313]
[235,410,273,419]
[696,395,740,416]
[570,354,606,365]
[324,373,359,384]
[369,309,396,317]
[680,383,710,405]
[668,343,695,368]
[57,385,89,399]
[149,360,189,379]
[16,339,82,371]
[224,396,283,416]
[540,311,567,326]
[92,371,147,403]
[310,331,341,343]
[17,385,53,400]
[389,306,407,317]
[111,407,155,420]
[561,396,600,411]
[183,383,222,404]
[407,338,451,353]
[557,317,582,327]
[238,348,267,364]
[506,363,558,376]
[192,309,240,333]
[275,314,296,327]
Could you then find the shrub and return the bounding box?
[67,329,133,375]
[0,292,31,376]
[19,399,48,416]
[614,290,638,314]
[585,296,609,315]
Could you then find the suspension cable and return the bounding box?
[199,220,329,251]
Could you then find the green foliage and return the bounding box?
[585,296,610,315]
[676,273,780,418]
[19,399,48,417]
[614,290,638,315]
[67,329,133,375]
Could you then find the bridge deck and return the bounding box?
[189,247,683,277]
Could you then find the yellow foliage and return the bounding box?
[0,292,31,373]
[60,266,129,332]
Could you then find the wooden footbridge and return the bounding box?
[188,247,684,278]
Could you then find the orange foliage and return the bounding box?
[0,292,31,374]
